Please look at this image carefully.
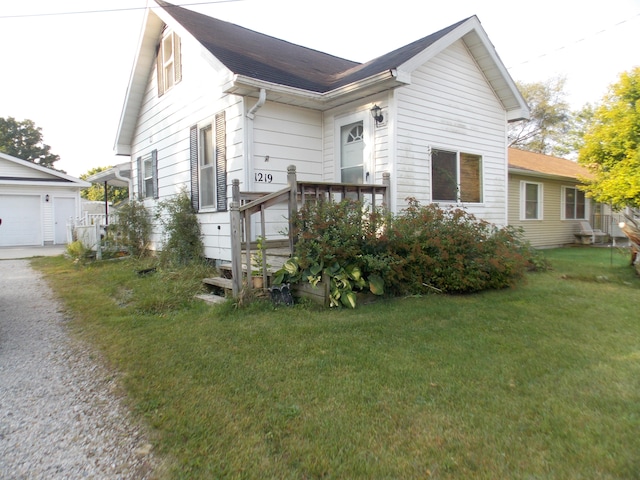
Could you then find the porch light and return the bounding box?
[370,104,384,126]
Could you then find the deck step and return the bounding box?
[203,277,234,290]
[195,293,227,305]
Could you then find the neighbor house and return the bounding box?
[113,0,529,263]
[507,148,622,248]
[0,152,90,247]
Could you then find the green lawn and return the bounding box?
[33,247,640,479]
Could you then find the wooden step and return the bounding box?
[195,293,227,305]
[203,277,233,290]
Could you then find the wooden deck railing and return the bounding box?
[229,165,390,297]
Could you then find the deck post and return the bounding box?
[382,172,390,211]
[287,165,297,255]
[230,179,242,297]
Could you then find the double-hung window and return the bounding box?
[562,186,586,220]
[520,181,542,220]
[137,150,158,199]
[157,29,181,97]
[190,112,227,212]
[431,149,483,203]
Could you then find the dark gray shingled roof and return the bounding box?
[156,0,471,93]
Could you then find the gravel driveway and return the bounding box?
[0,260,159,479]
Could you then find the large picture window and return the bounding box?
[431,149,482,203]
[563,186,586,220]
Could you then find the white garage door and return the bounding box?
[0,194,42,247]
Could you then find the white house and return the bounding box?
[114,0,528,263]
[0,152,90,247]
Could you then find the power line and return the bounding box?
[0,1,243,19]
[508,11,640,69]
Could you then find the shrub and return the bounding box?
[277,197,538,306]
[113,200,152,257]
[386,199,532,294]
[156,190,204,266]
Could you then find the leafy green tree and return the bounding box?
[80,166,129,204]
[578,67,640,209]
[0,116,61,169]
[509,76,572,155]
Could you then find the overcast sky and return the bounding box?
[1,0,639,176]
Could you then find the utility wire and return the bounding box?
[507,12,640,69]
[0,0,242,19]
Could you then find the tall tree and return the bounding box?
[578,67,640,209]
[509,76,572,155]
[80,166,129,204]
[0,116,61,169]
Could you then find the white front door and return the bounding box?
[340,121,366,184]
[54,197,75,244]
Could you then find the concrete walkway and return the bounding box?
[0,245,67,260]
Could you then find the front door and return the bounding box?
[340,121,365,184]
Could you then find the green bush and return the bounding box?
[278,197,540,306]
[113,200,152,257]
[156,190,204,266]
[385,199,532,294]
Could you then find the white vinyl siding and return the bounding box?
[394,39,507,224]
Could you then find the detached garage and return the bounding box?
[0,152,90,247]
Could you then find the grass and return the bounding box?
[32,246,640,479]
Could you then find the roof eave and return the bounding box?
[114,7,164,155]
[226,69,410,110]
[508,167,585,182]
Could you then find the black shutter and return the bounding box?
[215,112,227,211]
[190,125,199,212]
[151,150,159,199]
[137,156,143,200]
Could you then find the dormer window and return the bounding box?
[157,30,181,96]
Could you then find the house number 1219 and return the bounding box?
[254,172,273,183]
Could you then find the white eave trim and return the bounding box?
[225,69,410,110]
[508,167,583,183]
[0,179,91,188]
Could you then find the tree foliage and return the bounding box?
[80,166,129,204]
[578,67,640,209]
[0,116,61,169]
[509,77,572,156]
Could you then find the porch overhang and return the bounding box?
[224,69,411,111]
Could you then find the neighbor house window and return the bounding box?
[190,112,227,211]
[563,186,586,220]
[521,181,542,220]
[137,150,158,199]
[157,30,182,97]
[431,149,483,203]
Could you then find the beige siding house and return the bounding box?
[508,148,599,248]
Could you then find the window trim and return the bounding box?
[430,147,484,204]
[190,111,227,212]
[520,180,543,220]
[561,186,587,220]
[157,30,182,97]
[137,150,158,200]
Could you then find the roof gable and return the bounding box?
[116,2,529,152]
[508,148,592,181]
[0,152,90,187]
